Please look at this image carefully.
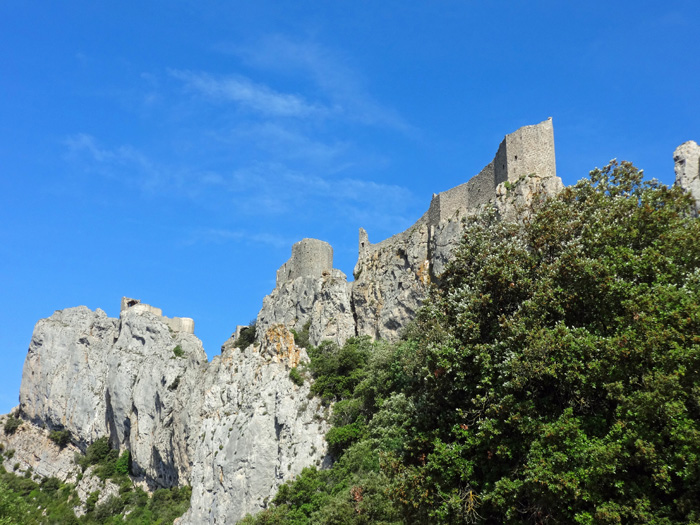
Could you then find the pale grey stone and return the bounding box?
[180,324,330,524]
[19,305,207,489]
[674,140,700,213]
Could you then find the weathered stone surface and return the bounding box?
[19,305,207,489]
[12,305,331,524]
[6,119,569,524]
[674,140,700,213]
[257,239,355,347]
[73,467,121,517]
[352,224,431,341]
[0,411,82,483]
[180,324,330,524]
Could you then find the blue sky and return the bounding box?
[1,1,698,414]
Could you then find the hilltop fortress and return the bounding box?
[7,119,700,524]
[256,118,563,344]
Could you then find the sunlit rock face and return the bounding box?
[9,119,569,523]
[675,140,700,213]
[180,324,330,524]
[19,305,207,488]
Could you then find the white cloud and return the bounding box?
[224,35,414,133]
[170,69,325,118]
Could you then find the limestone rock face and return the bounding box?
[674,140,700,213]
[19,305,207,488]
[14,305,331,524]
[257,239,355,347]
[180,324,330,524]
[0,412,82,483]
[352,225,431,341]
[493,173,565,224]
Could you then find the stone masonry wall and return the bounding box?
[120,297,195,334]
[276,238,333,287]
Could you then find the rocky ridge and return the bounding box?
[5,119,700,523]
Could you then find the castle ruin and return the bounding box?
[275,239,334,287]
[120,297,195,334]
[258,119,563,344]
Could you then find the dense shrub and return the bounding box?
[288,367,304,386]
[235,319,258,349]
[290,320,311,349]
[49,429,71,448]
[3,416,22,435]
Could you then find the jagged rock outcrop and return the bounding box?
[1,412,82,483]
[675,140,700,213]
[13,301,330,523]
[19,305,207,488]
[6,119,574,523]
[256,239,355,346]
[180,325,330,524]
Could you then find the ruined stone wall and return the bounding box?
[424,118,554,229]
[258,119,562,344]
[120,297,195,334]
[351,118,561,341]
[260,239,354,346]
[275,238,333,287]
[494,117,556,184]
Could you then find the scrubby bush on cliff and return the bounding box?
[49,429,71,448]
[246,161,700,524]
[236,319,258,349]
[3,416,22,435]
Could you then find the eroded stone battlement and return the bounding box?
[275,238,333,287]
[120,297,195,334]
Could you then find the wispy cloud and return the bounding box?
[170,69,326,118]
[222,35,414,133]
[63,133,165,190]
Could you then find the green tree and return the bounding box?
[383,161,700,523]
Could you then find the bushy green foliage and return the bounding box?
[0,457,190,524]
[380,161,700,523]
[3,416,22,435]
[49,429,71,448]
[308,337,373,404]
[289,367,304,386]
[246,162,700,524]
[115,450,131,476]
[236,319,258,349]
[172,345,185,358]
[290,320,311,349]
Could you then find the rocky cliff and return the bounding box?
[7,119,695,523]
[6,302,329,523]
